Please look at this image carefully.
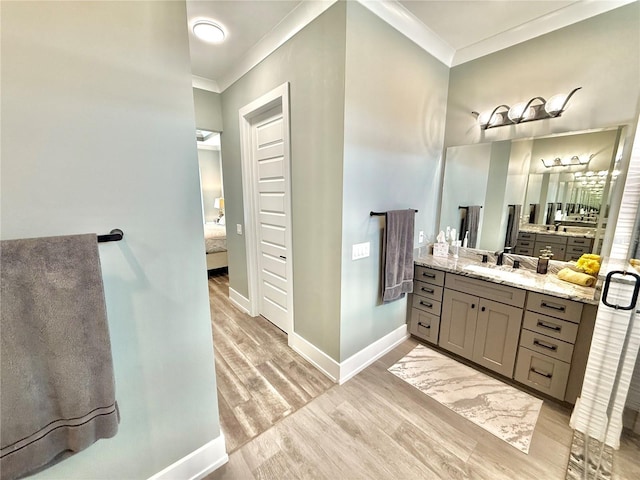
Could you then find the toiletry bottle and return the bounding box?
[463,231,469,248]
[536,247,552,274]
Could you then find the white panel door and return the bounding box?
[251,105,290,332]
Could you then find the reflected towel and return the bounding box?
[0,234,119,479]
[557,267,596,287]
[382,210,415,303]
[467,206,482,248]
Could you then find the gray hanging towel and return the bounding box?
[0,234,119,480]
[467,206,482,248]
[382,210,415,303]
[506,204,522,248]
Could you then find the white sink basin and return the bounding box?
[463,264,536,287]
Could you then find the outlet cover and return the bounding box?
[419,231,425,243]
[236,224,243,235]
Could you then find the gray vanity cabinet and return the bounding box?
[439,275,525,377]
[408,266,444,345]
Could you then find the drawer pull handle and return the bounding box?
[533,339,558,351]
[574,240,585,244]
[421,287,435,294]
[422,272,436,279]
[419,301,433,308]
[541,302,566,312]
[417,322,431,329]
[530,367,553,379]
[537,321,561,332]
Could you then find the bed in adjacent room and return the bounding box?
[204,222,227,270]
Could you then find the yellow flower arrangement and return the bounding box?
[575,253,601,276]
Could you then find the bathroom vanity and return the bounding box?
[409,252,597,404]
[513,229,595,261]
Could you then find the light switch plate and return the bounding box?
[236,224,243,235]
[419,231,425,243]
[352,242,370,260]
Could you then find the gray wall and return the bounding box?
[339,2,449,360]
[444,2,640,149]
[194,88,223,132]
[1,2,220,478]
[220,3,347,360]
[480,141,511,251]
[198,148,223,223]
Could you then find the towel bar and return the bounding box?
[97,229,124,243]
[370,209,418,216]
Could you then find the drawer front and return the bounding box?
[445,273,526,308]
[567,237,593,248]
[566,245,591,261]
[514,347,571,400]
[517,240,534,248]
[518,232,536,241]
[415,265,445,286]
[522,311,579,344]
[526,292,584,323]
[534,242,566,261]
[514,247,534,256]
[520,329,574,363]
[536,233,568,245]
[409,309,440,345]
[412,295,442,316]
[413,280,443,302]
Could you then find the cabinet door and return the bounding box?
[439,289,477,360]
[472,299,523,377]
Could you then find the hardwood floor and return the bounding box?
[208,270,334,453]
[206,270,639,479]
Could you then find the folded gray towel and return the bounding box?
[382,210,415,303]
[0,234,119,479]
[467,206,482,248]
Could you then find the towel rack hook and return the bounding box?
[370,209,418,216]
[97,229,124,243]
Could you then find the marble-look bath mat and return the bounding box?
[388,344,543,454]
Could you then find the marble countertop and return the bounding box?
[414,252,599,305]
[518,226,595,239]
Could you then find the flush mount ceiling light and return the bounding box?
[192,20,226,44]
[472,87,581,130]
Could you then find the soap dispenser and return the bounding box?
[536,246,553,274]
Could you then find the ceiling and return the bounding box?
[186,0,633,93]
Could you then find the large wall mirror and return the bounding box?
[439,126,628,258]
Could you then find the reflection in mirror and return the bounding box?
[440,127,627,258]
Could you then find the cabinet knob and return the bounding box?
[471,303,475,309]
[481,306,486,312]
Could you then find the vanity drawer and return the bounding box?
[415,266,445,286]
[413,280,443,301]
[514,347,571,400]
[517,240,534,248]
[567,237,593,248]
[445,273,526,308]
[412,295,442,316]
[518,232,536,241]
[534,241,566,261]
[514,246,534,256]
[566,246,591,261]
[526,292,584,323]
[536,233,568,245]
[409,309,440,345]
[520,329,574,363]
[522,311,579,344]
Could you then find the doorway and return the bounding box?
[239,83,293,334]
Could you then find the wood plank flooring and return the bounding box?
[208,334,640,480]
[208,270,334,453]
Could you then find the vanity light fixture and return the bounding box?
[473,87,581,130]
[193,20,226,44]
[540,153,593,168]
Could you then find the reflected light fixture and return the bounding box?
[540,153,593,168]
[473,87,581,130]
[193,20,226,44]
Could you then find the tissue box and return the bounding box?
[432,243,449,257]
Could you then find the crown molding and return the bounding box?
[192,75,220,93]
[452,0,637,67]
[356,0,455,66]
[216,0,338,92]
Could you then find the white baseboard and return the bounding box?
[148,433,228,480]
[289,325,409,385]
[338,324,409,384]
[289,332,340,383]
[228,287,251,315]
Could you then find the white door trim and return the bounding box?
[238,82,293,333]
